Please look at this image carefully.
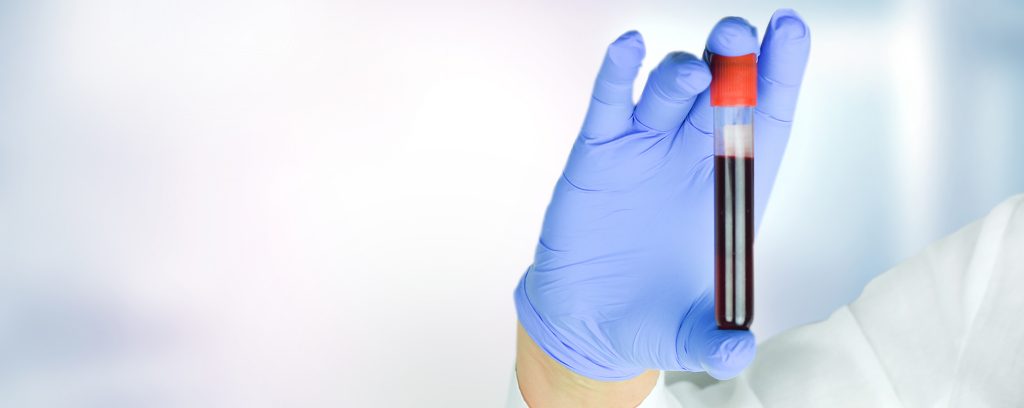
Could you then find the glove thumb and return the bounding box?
[691,327,756,380]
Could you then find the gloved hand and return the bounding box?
[514,10,811,381]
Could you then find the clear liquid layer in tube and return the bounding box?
[709,53,756,330]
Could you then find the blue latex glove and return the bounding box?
[514,10,811,381]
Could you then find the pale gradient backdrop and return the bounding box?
[1,0,1023,406]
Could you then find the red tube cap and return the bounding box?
[710,53,757,107]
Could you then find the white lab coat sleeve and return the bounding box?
[508,194,1024,407]
[665,193,1024,407]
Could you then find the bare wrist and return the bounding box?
[515,322,659,407]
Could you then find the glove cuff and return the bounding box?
[513,266,646,381]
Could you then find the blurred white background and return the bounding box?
[1,0,1022,406]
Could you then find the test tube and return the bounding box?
[709,52,756,330]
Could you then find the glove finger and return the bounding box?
[632,52,710,132]
[757,9,811,124]
[752,9,811,231]
[581,31,646,142]
[695,325,756,380]
[675,293,756,380]
[679,17,760,155]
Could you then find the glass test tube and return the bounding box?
[709,53,757,330]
